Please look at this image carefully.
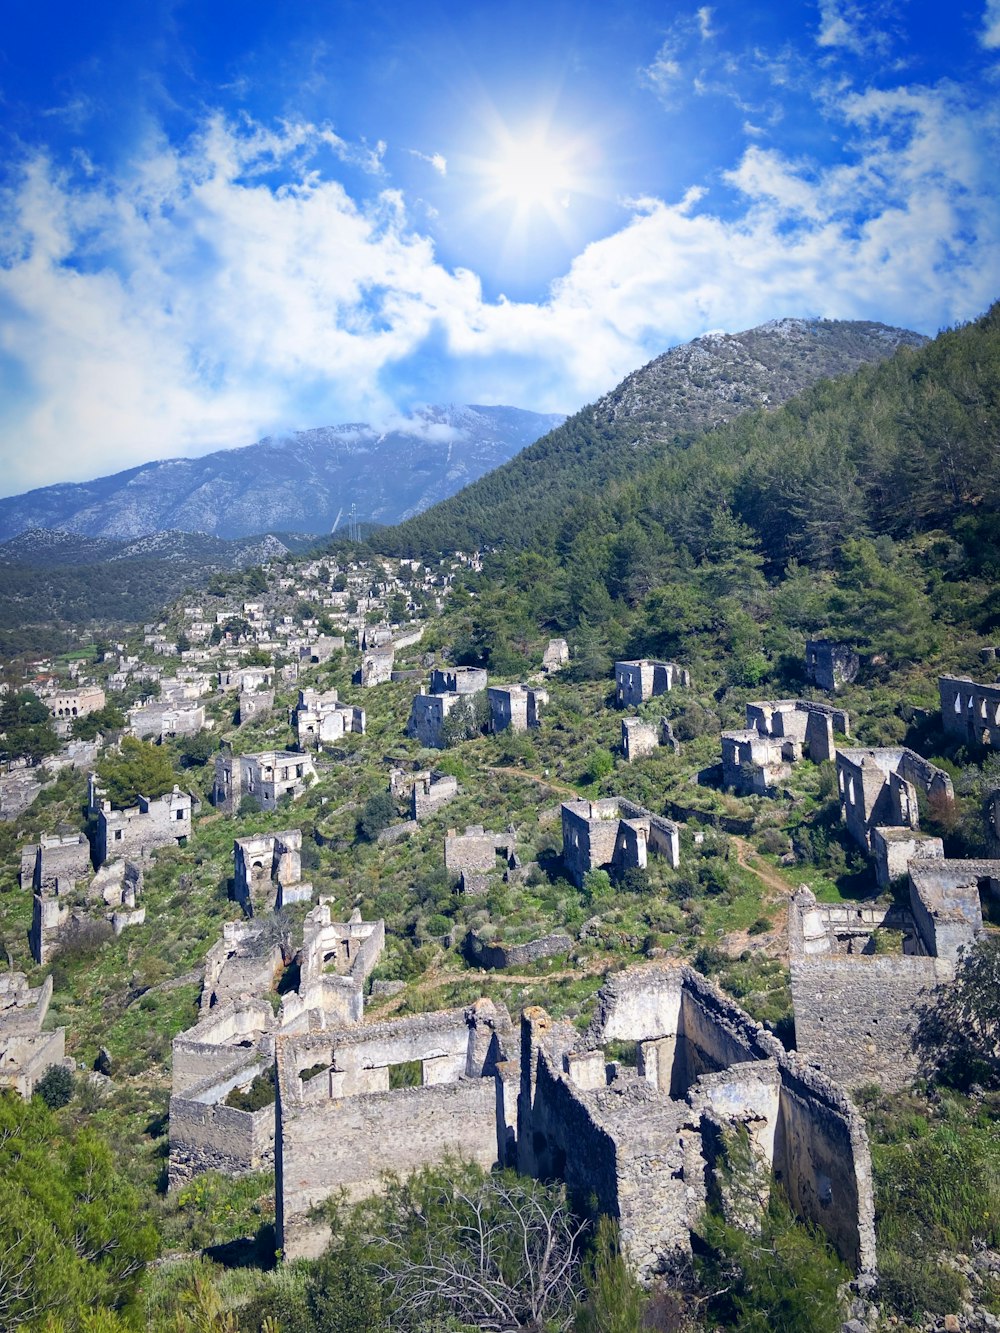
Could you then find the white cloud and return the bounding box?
[816,0,892,55]
[983,0,1000,47]
[696,7,716,39]
[0,83,997,495]
[409,149,448,176]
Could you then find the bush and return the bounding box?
[35,1063,75,1109]
[225,1068,276,1112]
[357,793,397,842]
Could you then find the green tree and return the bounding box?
[0,689,60,764]
[97,736,178,808]
[916,933,1000,1089]
[357,793,397,842]
[70,701,126,741]
[0,1092,158,1328]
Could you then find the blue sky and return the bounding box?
[0,0,998,495]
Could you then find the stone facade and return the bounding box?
[292,688,365,748]
[0,974,71,1098]
[275,1001,514,1260]
[722,699,848,795]
[487,684,547,733]
[129,699,206,740]
[614,661,689,708]
[561,798,680,888]
[788,857,989,1091]
[939,674,1000,749]
[91,780,193,867]
[360,644,395,687]
[410,771,459,820]
[238,688,274,725]
[48,684,105,721]
[871,826,944,889]
[429,666,488,695]
[444,825,513,875]
[233,831,313,914]
[805,640,859,692]
[836,747,954,851]
[542,639,569,673]
[211,749,316,814]
[465,928,573,969]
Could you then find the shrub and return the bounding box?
[357,792,397,842]
[35,1063,75,1109]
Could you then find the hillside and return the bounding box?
[0,528,319,658]
[0,405,565,543]
[373,318,927,557]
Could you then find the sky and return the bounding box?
[0,0,998,497]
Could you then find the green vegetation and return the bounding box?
[0,687,60,763]
[97,736,179,808]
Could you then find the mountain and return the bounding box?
[372,318,928,557]
[0,405,566,543]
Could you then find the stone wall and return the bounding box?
[939,675,1000,749]
[465,929,573,969]
[806,640,859,691]
[790,954,952,1091]
[93,784,192,867]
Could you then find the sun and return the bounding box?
[482,130,579,215]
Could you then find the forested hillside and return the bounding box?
[368,305,1000,682]
[372,317,927,558]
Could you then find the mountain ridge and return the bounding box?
[0,405,566,543]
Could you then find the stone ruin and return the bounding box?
[621,717,678,762]
[89,775,193,868]
[407,667,487,749]
[445,824,517,895]
[789,856,995,1092]
[836,746,954,856]
[0,973,71,1099]
[274,964,876,1282]
[561,798,680,888]
[233,831,313,915]
[276,1000,514,1259]
[238,688,274,725]
[939,674,1000,750]
[805,640,859,692]
[301,636,346,666]
[721,699,848,796]
[168,902,385,1186]
[129,698,206,741]
[487,684,547,733]
[410,771,459,820]
[614,660,690,708]
[292,687,365,749]
[211,748,316,814]
[359,642,395,687]
[542,638,569,673]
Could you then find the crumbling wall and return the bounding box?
[939,675,1000,749]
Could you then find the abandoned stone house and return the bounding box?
[301,636,346,667]
[359,643,394,687]
[238,688,274,725]
[621,717,678,763]
[939,674,1000,749]
[430,666,488,696]
[89,778,193,868]
[168,903,385,1185]
[789,856,994,1092]
[488,684,547,734]
[444,824,517,894]
[0,973,70,1099]
[211,749,316,814]
[30,858,144,964]
[233,831,313,914]
[410,771,459,820]
[129,699,206,741]
[542,638,570,673]
[721,699,848,796]
[407,668,487,748]
[805,640,859,692]
[292,688,365,749]
[274,964,875,1280]
[614,660,690,708]
[47,684,105,721]
[836,747,954,859]
[561,798,680,888]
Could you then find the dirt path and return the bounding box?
[485,766,579,798]
[731,835,797,900]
